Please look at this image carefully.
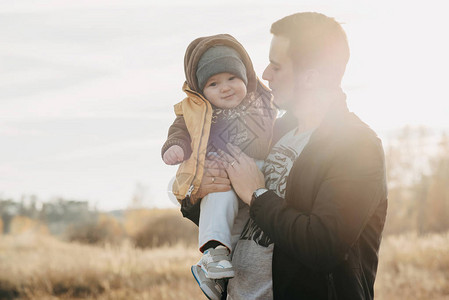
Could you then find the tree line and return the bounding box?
[1,126,448,237]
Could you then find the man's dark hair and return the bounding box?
[271,12,350,86]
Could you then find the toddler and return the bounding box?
[161,34,275,298]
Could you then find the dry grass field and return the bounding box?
[375,232,449,300]
[0,233,203,299]
[1,221,448,299]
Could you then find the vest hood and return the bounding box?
[184,34,257,94]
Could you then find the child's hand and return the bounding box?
[163,145,184,165]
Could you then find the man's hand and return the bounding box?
[163,145,184,165]
[219,144,265,205]
[190,156,232,204]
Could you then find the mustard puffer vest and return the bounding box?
[167,33,276,201]
[171,79,275,201]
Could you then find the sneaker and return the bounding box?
[191,264,226,300]
[200,246,235,279]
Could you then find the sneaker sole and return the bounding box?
[204,269,235,280]
[191,266,221,300]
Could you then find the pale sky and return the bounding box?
[1,0,448,210]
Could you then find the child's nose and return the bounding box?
[221,84,231,92]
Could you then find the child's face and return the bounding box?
[203,73,247,109]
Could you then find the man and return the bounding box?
[182,12,388,300]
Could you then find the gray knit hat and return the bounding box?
[196,45,248,91]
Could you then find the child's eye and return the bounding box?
[229,76,235,80]
[208,82,217,87]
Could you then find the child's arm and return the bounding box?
[161,116,192,165]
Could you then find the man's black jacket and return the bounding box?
[181,96,388,300]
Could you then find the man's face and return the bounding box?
[262,36,297,110]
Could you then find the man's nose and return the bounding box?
[262,66,271,81]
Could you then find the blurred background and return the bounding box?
[1,0,448,299]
